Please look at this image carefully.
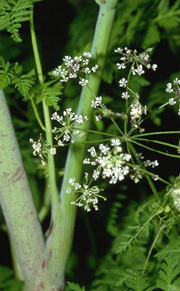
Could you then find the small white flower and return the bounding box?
[144,159,159,168]
[58,140,64,146]
[84,67,91,74]
[117,63,126,69]
[92,169,100,180]
[92,65,98,72]
[130,100,143,121]
[152,64,157,71]
[91,96,102,108]
[50,147,56,155]
[168,98,176,105]
[88,147,97,157]
[135,65,145,75]
[166,83,173,93]
[83,52,92,58]
[173,78,180,86]
[119,78,127,88]
[114,47,123,53]
[111,139,121,146]
[79,79,88,86]
[121,91,130,99]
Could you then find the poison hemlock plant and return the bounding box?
[0,0,180,290]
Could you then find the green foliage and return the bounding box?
[106,193,125,237]
[0,57,36,98]
[11,68,35,98]
[156,256,180,291]
[142,24,160,49]
[89,193,180,291]
[142,0,180,49]
[35,80,63,111]
[155,0,180,29]
[125,271,154,291]
[0,0,180,290]
[0,266,24,291]
[0,0,34,42]
[0,56,62,109]
[0,56,14,88]
[67,282,86,291]
[155,239,180,291]
[116,206,160,254]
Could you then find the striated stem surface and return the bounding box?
[0,90,45,290]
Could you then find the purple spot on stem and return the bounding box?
[10,167,23,184]
[42,259,46,270]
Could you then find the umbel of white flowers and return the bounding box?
[53,52,98,86]
[83,139,131,184]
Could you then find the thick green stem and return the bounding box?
[0,90,45,290]
[61,0,118,204]
[35,1,119,290]
[30,7,59,208]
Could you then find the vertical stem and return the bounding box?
[37,1,119,290]
[61,0,119,205]
[0,90,45,290]
[30,7,59,208]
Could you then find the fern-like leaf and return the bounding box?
[155,239,180,291]
[142,24,160,49]
[12,69,35,97]
[125,271,154,291]
[0,0,34,42]
[155,239,180,259]
[155,0,180,29]
[35,81,63,111]
[106,194,125,237]
[67,282,86,291]
[116,217,153,254]
[0,56,14,89]
[156,256,180,291]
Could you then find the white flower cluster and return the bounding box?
[115,47,157,101]
[166,78,180,93]
[172,188,180,211]
[130,99,147,127]
[91,96,103,108]
[53,52,98,86]
[144,159,159,168]
[115,47,157,75]
[130,166,143,183]
[168,178,180,212]
[83,139,131,184]
[66,174,105,212]
[51,109,88,146]
[29,135,56,166]
[166,78,180,115]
